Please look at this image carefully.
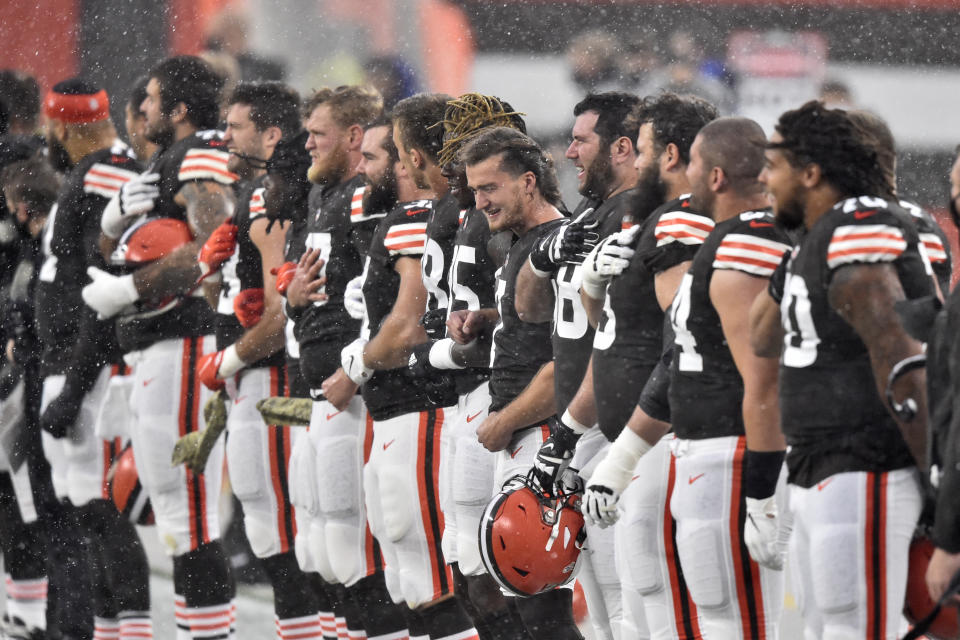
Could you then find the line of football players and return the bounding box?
[0,51,957,640]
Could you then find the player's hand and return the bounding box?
[448,309,497,344]
[344,275,365,320]
[583,426,653,527]
[233,288,264,328]
[82,267,139,319]
[101,173,160,239]
[271,261,297,296]
[528,208,598,274]
[408,341,437,378]
[198,220,238,276]
[477,411,513,452]
[927,547,960,603]
[767,250,790,304]
[40,379,84,439]
[340,338,373,386]
[744,496,788,570]
[195,345,246,392]
[579,229,638,299]
[531,416,582,496]
[286,249,327,308]
[320,367,359,411]
[419,308,447,340]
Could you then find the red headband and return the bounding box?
[43,89,109,124]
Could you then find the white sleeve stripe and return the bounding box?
[656,211,714,231]
[712,255,779,277]
[82,182,120,198]
[87,164,138,182]
[920,234,947,261]
[178,165,237,183]
[719,234,790,256]
[385,223,428,235]
[829,237,906,253]
[183,149,231,163]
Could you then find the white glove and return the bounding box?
[344,275,365,320]
[341,338,373,385]
[101,173,160,239]
[81,267,139,319]
[744,496,790,570]
[582,427,652,528]
[579,225,639,299]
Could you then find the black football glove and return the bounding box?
[408,341,439,378]
[40,378,85,439]
[419,308,448,340]
[528,207,599,273]
[532,416,583,496]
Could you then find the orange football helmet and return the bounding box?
[904,535,960,640]
[108,445,154,526]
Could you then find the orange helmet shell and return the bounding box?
[112,217,193,266]
[479,478,585,596]
[904,535,960,639]
[108,445,154,526]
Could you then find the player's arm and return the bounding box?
[829,262,928,469]
[231,218,288,361]
[477,361,555,452]
[654,261,691,311]
[514,261,555,323]
[362,257,429,370]
[749,251,788,357]
[133,180,235,299]
[565,357,598,428]
[712,270,784,453]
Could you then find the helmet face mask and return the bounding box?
[479,471,586,597]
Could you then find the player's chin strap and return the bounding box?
[229,150,268,170]
[885,354,926,422]
[902,568,960,640]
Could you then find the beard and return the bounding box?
[363,166,398,213]
[46,135,73,172]
[630,162,668,220]
[145,115,175,147]
[774,199,806,231]
[307,144,349,186]
[580,152,614,202]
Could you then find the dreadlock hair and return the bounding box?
[770,100,894,201]
[391,93,452,165]
[228,82,302,139]
[573,91,641,150]
[365,113,398,163]
[628,92,718,165]
[302,85,384,131]
[460,127,562,209]
[437,93,526,167]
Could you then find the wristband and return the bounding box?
[428,338,466,370]
[218,344,247,378]
[743,449,785,499]
[560,408,591,434]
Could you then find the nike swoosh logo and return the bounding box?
[510,445,523,459]
[817,478,833,491]
[854,210,877,220]
[631,475,640,481]
[142,378,155,387]
[234,396,246,405]
[688,473,705,484]
[750,221,774,228]
[406,208,429,216]
[326,411,343,420]
[383,439,395,451]
[465,411,483,423]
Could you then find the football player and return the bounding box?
[281,86,405,640]
[578,93,719,639]
[754,101,930,638]
[514,91,641,639]
[459,127,584,640]
[37,78,152,640]
[83,55,239,640]
[0,155,60,640]
[188,81,325,640]
[403,93,531,640]
[125,76,159,164]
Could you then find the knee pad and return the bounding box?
[326,521,363,586]
[288,434,319,517]
[457,526,485,577]
[316,435,361,518]
[245,510,280,559]
[226,421,265,502]
[453,438,496,508]
[307,518,337,584]
[377,466,415,543]
[810,524,858,614]
[675,522,728,609]
[294,527,316,573]
[616,504,663,596]
[134,417,184,494]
